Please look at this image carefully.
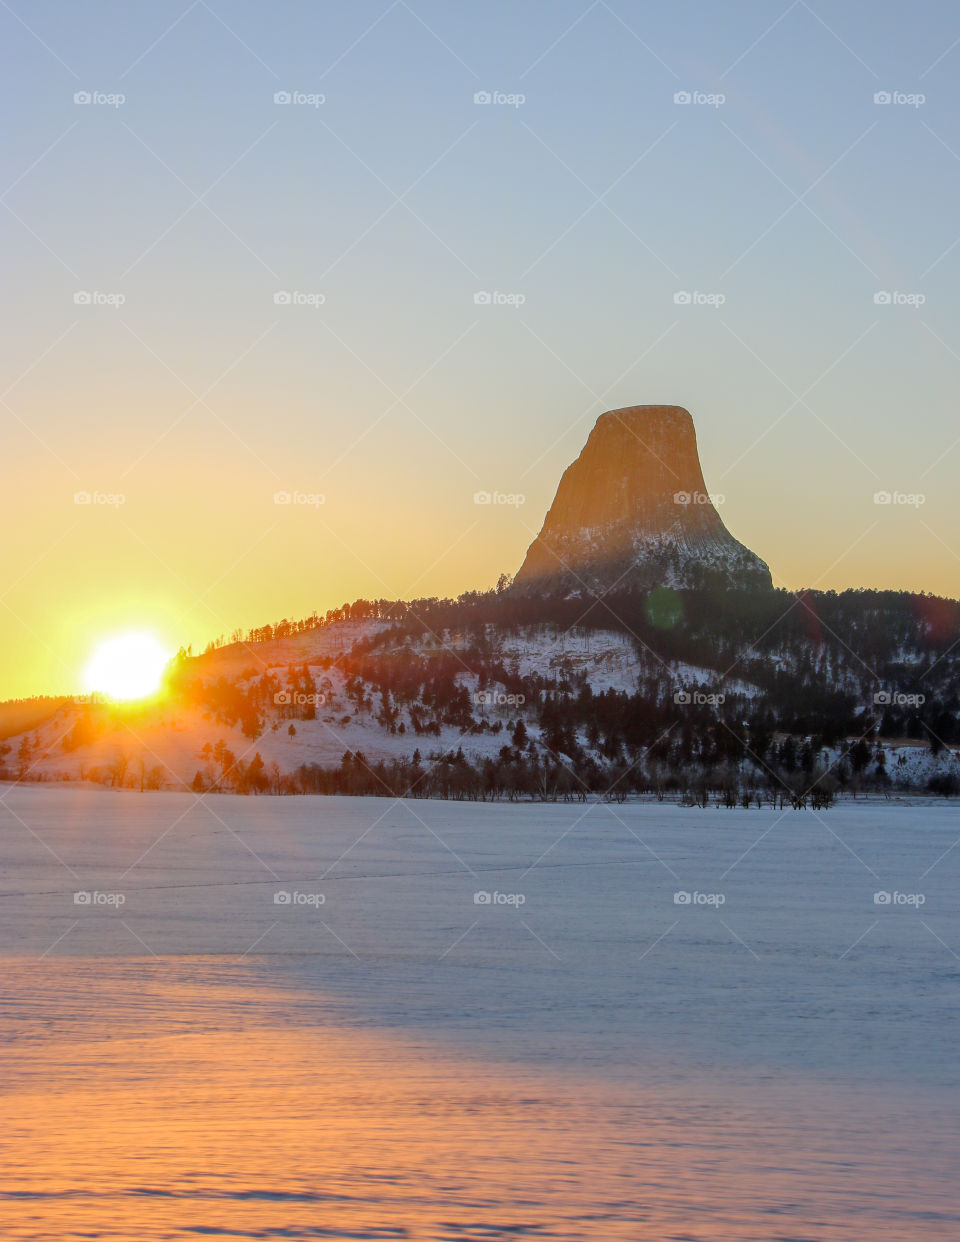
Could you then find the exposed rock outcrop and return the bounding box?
[514,404,771,594]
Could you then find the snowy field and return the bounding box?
[2,787,960,1239]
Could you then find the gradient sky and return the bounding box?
[2,0,959,698]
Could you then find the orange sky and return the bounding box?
[3,2,958,699]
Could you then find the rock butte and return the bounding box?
[514,405,772,594]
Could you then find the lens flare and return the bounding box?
[83,632,171,701]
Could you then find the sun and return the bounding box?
[83,632,171,702]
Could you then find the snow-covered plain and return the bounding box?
[3,787,959,1239]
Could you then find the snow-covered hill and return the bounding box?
[3,614,957,798]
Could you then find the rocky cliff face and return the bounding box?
[514,405,771,594]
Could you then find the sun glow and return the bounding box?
[83,632,171,701]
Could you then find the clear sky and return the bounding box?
[2,0,958,697]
